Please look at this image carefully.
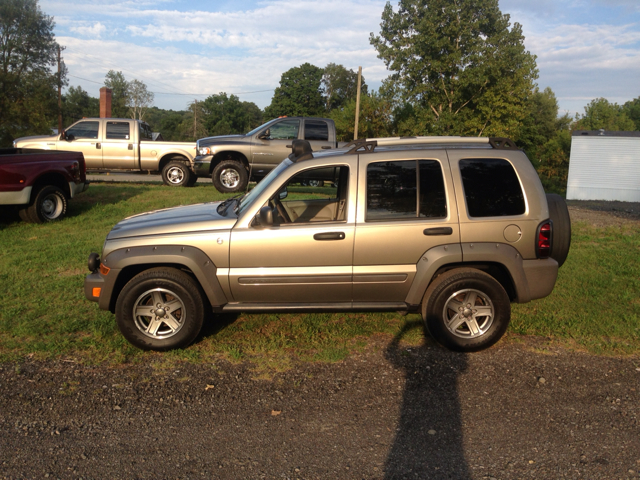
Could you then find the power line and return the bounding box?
[67,74,274,97]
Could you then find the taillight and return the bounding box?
[536,221,552,258]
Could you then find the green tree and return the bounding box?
[622,97,640,130]
[127,79,154,121]
[370,0,538,137]
[179,99,208,141]
[104,70,129,118]
[331,93,394,141]
[575,98,636,131]
[518,87,571,156]
[0,0,63,146]
[322,63,367,112]
[264,63,325,118]
[62,85,99,126]
[201,93,263,136]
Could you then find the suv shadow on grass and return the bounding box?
[384,321,470,479]
[67,184,151,217]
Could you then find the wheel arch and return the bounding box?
[158,154,190,172]
[100,246,228,313]
[30,173,70,200]
[211,151,249,173]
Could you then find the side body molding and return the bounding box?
[101,245,228,309]
[405,244,463,306]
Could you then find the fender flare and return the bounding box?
[101,245,227,310]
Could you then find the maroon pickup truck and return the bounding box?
[0,148,89,223]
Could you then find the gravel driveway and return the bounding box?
[2,335,639,480]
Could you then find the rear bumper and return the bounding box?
[69,181,89,198]
[522,258,558,301]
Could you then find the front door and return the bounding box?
[250,119,300,176]
[228,164,355,304]
[57,120,102,168]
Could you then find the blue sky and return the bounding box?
[41,0,640,118]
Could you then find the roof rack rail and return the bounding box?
[343,135,518,154]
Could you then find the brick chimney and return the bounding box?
[100,87,112,118]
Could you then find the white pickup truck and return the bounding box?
[13,118,198,187]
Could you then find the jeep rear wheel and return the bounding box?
[422,268,510,352]
[115,268,205,351]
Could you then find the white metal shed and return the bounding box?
[566,131,640,202]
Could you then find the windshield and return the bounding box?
[238,160,292,215]
[244,118,280,137]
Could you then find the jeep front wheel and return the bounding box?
[212,160,248,193]
[422,268,510,352]
[115,268,205,351]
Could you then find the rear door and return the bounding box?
[102,120,137,169]
[353,150,460,302]
[303,119,334,152]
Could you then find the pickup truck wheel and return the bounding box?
[162,161,192,187]
[546,193,571,268]
[422,268,510,352]
[115,268,205,351]
[20,186,67,223]
[308,180,324,187]
[212,160,248,193]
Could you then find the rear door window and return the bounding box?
[304,120,329,141]
[366,160,447,221]
[106,121,131,140]
[459,158,525,217]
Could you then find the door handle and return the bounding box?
[96,143,101,149]
[321,146,331,149]
[313,232,345,241]
[423,227,453,236]
[286,144,292,148]
[128,143,133,150]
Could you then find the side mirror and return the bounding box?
[65,132,75,141]
[279,188,288,200]
[258,128,270,140]
[258,205,273,226]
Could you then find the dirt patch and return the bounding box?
[568,200,640,228]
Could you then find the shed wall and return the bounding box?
[566,137,640,202]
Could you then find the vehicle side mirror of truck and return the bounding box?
[279,188,288,200]
[258,129,270,140]
[258,205,273,226]
[65,132,75,141]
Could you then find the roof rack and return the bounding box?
[345,136,518,154]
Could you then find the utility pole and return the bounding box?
[354,66,362,140]
[193,99,198,139]
[57,46,63,135]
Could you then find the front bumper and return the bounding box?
[193,155,213,177]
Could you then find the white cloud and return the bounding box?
[69,22,107,38]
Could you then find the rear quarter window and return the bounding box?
[459,158,525,217]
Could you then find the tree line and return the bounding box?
[1,0,639,194]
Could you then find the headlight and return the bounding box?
[198,147,211,156]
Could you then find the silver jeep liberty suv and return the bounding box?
[85,136,570,352]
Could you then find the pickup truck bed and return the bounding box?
[0,148,89,223]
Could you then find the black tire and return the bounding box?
[162,160,193,187]
[546,193,571,268]
[422,268,511,352]
[19,186,67,223]
[115,267,206,351]
[308,180,324,187]
[212,160,248,193]
[186,172,199,186]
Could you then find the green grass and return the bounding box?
[0,183,638,367]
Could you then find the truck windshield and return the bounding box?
[237,160,292,215]
[245,118,280,137]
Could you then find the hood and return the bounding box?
[107,202,237,240]
[14,134,59,145]
[198,134,249,147]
